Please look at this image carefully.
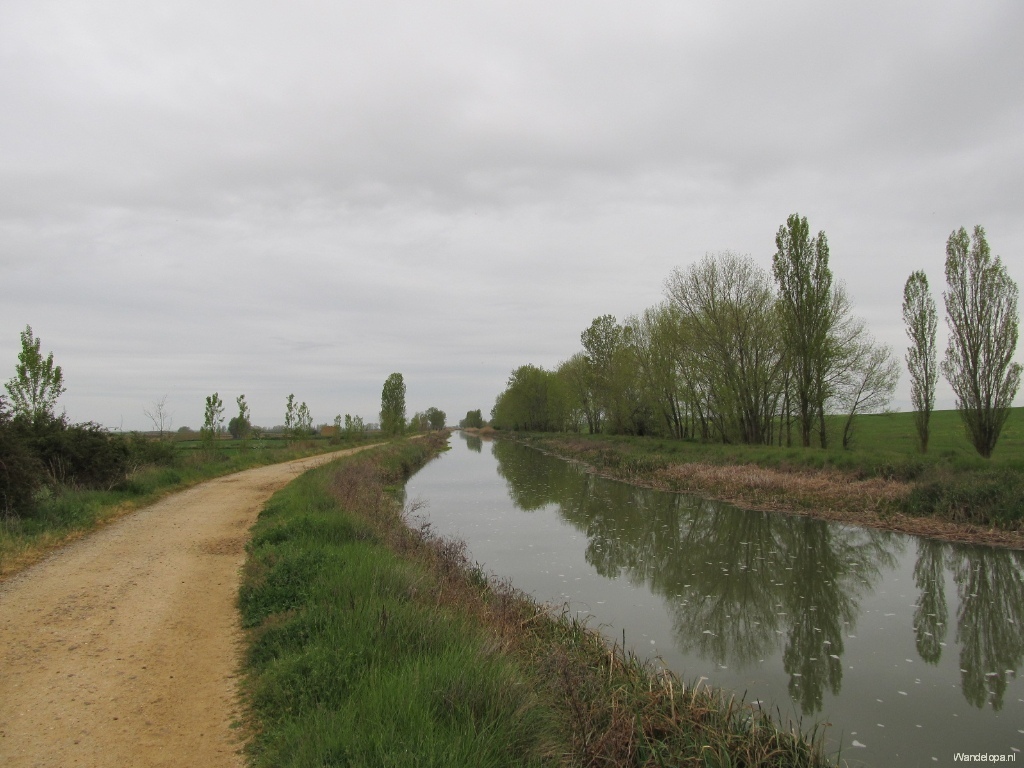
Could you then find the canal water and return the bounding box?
[403,434,1024,767]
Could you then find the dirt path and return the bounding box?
[0,446,375,767]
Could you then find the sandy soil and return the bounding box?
[0,446,374,767]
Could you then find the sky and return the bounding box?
[2,1,1022,431]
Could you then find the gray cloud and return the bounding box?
[2,0,1022,429]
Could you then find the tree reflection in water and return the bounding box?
[490,440,1024,716]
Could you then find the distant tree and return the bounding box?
[460,409,484,429]
[772,214,835,447]
[143,395,173,439]
[296,401,313,436]
[940,225,1022,458]
[344,413,366,437]
[201,393,224,445]
[284,394,296,436]
[408,411,429,432]
[5,325,66,424]
[491,364,569,432]
[580,314,623,431]
[625,303,687,439]
[380,373,406,436]
[332,414,343,442]
[557,352,599,433]
[903,271,938,452]
[228,394,251,439]
[425,407,446,430]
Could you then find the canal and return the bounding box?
[403,433,1024,766]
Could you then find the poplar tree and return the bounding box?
[940,225,1021,458]
[380,373,406,436]
[772,214,834,447]
[902,271,938,452]
[202,392,224,445]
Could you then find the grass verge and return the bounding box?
[239,433,836,767]
[507,409,1024,548]
[0,436,376,579]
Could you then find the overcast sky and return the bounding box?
[2,1,1022,431]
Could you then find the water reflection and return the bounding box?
[463,434,483,453]
[490,439,1024,716]
[951,547,1024,710]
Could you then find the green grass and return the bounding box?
[0,435,377,578]
[515,408,1024,530]
[239,435,835,767]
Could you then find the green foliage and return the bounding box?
[460,409,484,429]
[295,401,313,437]
[491,364,570,432]
[4,325,66,424]
[903,271,938,451]
[343,413,366,438]
[202,392,225,445]
[379,373,406,436]
[667,252,784,445]
[229,394,251,440]
[284,394,296,435]
[941,225,1022,458]
[425,406,446,430]
[773,214,835,448]
[0,396,42,515]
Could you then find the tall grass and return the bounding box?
[239,435,836,767]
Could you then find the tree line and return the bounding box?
[490,215,1020,457]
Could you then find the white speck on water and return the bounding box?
[884,613,895,617]
[898,691,908,696]
[851,740,866,748]
[877,723,885,728]
[906,659,913,663]
[650,640,656,645]
[830,654,840,660]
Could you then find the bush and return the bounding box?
[903,469,1024,527]
[0,400,43,516]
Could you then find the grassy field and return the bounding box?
[0,435,375,579]
[514,408,1024,534]
[239,435,836,767]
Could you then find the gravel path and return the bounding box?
[0,447,373,767]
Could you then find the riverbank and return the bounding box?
[508,432,1024,550]
[239,434,836,767]
[0,436,375,580]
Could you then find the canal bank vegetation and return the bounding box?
[504,406,1024,547]
[239,434,836,767]
[486,216,1022,541]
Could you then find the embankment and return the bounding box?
[239,433,835,767]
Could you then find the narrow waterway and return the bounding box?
[403,433,1024,767]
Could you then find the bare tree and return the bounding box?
[143,395,173,439]
[940,226,1022,458]
[836,338,900,449]
[903,271,938,452]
